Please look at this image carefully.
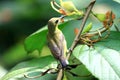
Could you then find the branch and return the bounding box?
[66,0,96,60]
[56,0,96,80]
[56,69,64,80]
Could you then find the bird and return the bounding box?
[47,17,68,68]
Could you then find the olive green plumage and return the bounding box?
[47,17,68,67]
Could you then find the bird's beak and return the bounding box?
[59,15,65,23]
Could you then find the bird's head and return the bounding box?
[48,18,60,29]
[48,16,64,33]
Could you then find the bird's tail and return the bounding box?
[59,57,69,68]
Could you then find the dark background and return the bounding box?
[0,0,60,69]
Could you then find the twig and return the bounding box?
[56,69,64,80]
[56,0,96,80]
[114,24,120,32]
[24,68,55,79]
[66,0,96,60]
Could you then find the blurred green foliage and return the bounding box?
[0,0,59,69]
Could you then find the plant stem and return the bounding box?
[66,0,96,60]
[56,69,64,80]
[56,0,96,80]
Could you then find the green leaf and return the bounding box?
[65,64,95,80]
[92,13,106,22]
[60,20,79,47]
[1,56,57,80]
[2,43,27,66]
[82,22,92,34]
[73,45,120,80]
[73,31,120,80]
[24,19,82,54]
[113,0,120,4]
[96,31,120,52]
[24,26,48,53]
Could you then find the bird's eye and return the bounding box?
[55,20,59,24]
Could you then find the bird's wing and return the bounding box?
[54,31,65,57]
[47,31,66,59]
[47,34,61,59]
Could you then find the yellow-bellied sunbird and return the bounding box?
[47,17,68,68]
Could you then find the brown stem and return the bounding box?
[66,0,96,60]
[56,0,96,80]
[56,69,64,80]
